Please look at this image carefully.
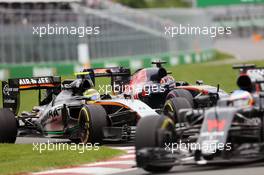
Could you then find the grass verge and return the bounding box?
[0,144,123,175]
[168,60,264,93]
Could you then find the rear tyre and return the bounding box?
[0,108,17,143]
[166,89,194,107]
[135,116,175,173]
[163,97,192,123]
[77,105,107,144]
[143,165,173,173]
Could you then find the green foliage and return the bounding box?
[114,0,190,8]
[147,0,190,8]
[115,0,148,8]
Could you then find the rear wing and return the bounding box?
[82,67,131,94]
[151,60,167,68]
[232,64,256,72]
[233,64,264,92]
[2,76,61,114]
[233,64,264,79]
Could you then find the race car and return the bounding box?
[135,64,264,173]
[82,63,228,123]
[87,61,228,111]
[0,70,160,144]
[125,61,227,121]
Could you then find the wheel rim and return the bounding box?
[79,108,90,143]
[160,118,175,145]
[164,102,176,121]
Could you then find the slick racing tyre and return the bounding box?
[135,116,175,173]
[0,108,18,143]
[163,97,192,123]
[77,104,107,144]
[166,89,194,107]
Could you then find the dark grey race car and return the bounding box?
[135,64,264,173]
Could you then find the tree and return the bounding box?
[115,0,190,8]
[115,0,148,8]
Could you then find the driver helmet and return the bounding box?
[83,89,100,101]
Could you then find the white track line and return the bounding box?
[35,167,136,175]
[127,150,135,154]
[110,146,134,150]
[118,155,135,159]
[81,160,135,166]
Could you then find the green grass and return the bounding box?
[167,60,264,93]
[0,144,123,175]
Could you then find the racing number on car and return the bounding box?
[48,109,59,119]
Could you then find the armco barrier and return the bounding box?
[0,50,215,80]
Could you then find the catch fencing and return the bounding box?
[0,3,215,79]
[0,3,214,65]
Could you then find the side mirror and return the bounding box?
[176,81,189,86]
[196,80,204,85]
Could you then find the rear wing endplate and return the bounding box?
[2,76,61,115]
[83,67,131,94]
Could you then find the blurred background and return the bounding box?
[0,0,263,79]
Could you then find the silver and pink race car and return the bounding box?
[0,71,160,144]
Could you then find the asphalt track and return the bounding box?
[115,38,264,175]
[117,37,264,175]
[114,163,264,175]
[214,37,264,61]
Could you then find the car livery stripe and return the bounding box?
[95,102,129,109]
[44,131,65,135]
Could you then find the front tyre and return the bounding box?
[163,97,192,123]
[135,116,175,173]
[78,105,107,144]
[166,89,194,107]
